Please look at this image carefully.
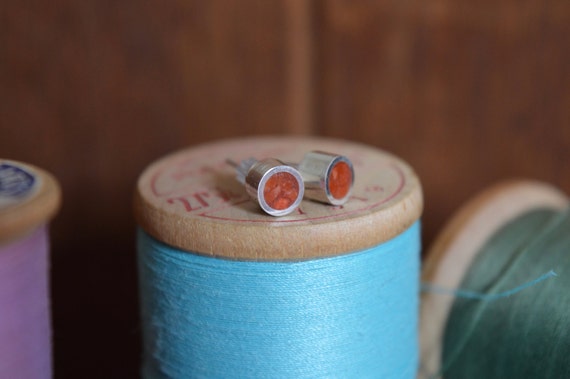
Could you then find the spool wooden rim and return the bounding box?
[134,136,423,260]
[0,159,62,245]
[419,180,569,378]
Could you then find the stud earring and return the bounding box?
[293,151,354,205]
[226,158,304,216]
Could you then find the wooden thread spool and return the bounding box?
[420,180,569,378]
[0,159,61,378]
[135,136,423,377]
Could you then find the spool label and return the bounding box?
[0,163,39,210]
[143,139,412,224]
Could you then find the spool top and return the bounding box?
[0,160,62,244]
[134,137,422,260]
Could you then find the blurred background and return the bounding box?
[1,1,568,377]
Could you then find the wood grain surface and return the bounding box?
[0,1,568,377]
[315,0,570,241]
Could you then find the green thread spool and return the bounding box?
[442,207,570,378]
[420,181,570,379]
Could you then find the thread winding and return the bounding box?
[137,221,420,378]
[0,226,52,378]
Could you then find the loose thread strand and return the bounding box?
[421,270,557,301]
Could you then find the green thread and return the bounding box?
[442,208,570,378]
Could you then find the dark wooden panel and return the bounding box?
[0,1,310,377]
[316,0,570,243]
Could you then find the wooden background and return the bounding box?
[1,1,569,377]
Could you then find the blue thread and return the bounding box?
[137,222,420,379]
[421,270,557,301]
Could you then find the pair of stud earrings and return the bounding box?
[227,151,354,216]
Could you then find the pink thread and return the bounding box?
[0,226,51,378]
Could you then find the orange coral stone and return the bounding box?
[263,172,300,210]
[328,161,352,200]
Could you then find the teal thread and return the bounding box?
[421,270,557,301]
[137,222,420,379]
[442,208,570,379]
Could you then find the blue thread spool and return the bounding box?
[419,180,569,378]
[135,137,423,378]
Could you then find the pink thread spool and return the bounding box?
[0,160,61,378]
